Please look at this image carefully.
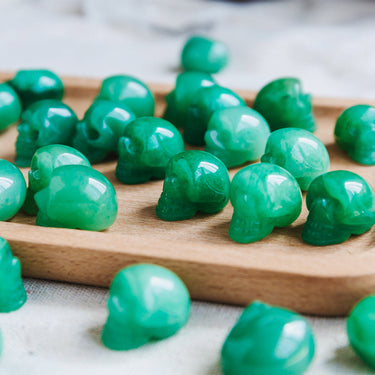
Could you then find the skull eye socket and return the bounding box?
[87,128,100,141]
[30,129,39,142]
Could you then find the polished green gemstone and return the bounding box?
[97,75,155,118]
[253,78,316,132]
[229,163,302,243]
[205,107,271,168]
[23,145,91,215]
[0,237,27,312]
[15,99,78,167]
[181,35,229,74]
[0,159,26,221]
[72,99,135,164]
[156,150,230,221]
[102,263,191,350]
[302,170,375,246]
[8,69,64,110]
[116,117,184,184]
[35,165,118,231]
[184,86,246,146]
[347,295,375,369]
[221,301,315,375]
[0,83,21,132]
[163,71,216,128]
[261,128,330,190]
[335,105,375,166]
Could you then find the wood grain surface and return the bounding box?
[0,71,374,316]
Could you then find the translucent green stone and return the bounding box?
[335,105,375,166]
[181,36,229,74]
[23,145,91,215]
[96,75,155,118]
[253,78,316,132]
[302,170,375,246]
[102,263,190,351]
[72,100,135,164]
[0,159,26,221]
[35,165,118,231]
[156,150,230,221]
[221,301,315,375]
[0,237,27,312]
[229,163,302,243]
[184,86,246,146]
[15,99,78,167]
[116,117,184,184]
[261,128,330,191]
[8,69,64,110]
[347,295,375,369]
[0,83,21,132]
[205,107,271,168]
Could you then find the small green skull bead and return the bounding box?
[35,165,118,231]
[96,75,155,117]
[0,237,27,312]
[23,145,91,215]
[102,263,191,350]
[156,150,230,221]
[205,107,271,168]
[183,85,246,146]
[15,99,78,167]
[229,163,302,243]
[72,100,136,164]
[0,83,21,132]
[8,69,64,109]
[116,117,184,184]
[221,301,315,375]
[302,170,375,246]
[335,105,375,165]
[253,77,316,132]
[261,128,330,190]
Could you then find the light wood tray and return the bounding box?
[0,72,374,316]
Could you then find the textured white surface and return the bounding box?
[0,0,374,374]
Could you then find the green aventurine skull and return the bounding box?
[302,170,375,246]
[156,150,230,221]
[0,237,27,312]
[335,104,375,165]
[253,77,316,132]
[72,100,135,164]
[102,264,191,350]
[15,99,78,167]
[116,117,184,184]
[229,163,302,243]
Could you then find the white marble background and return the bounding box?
[0,0,374,374]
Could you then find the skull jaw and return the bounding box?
[156,193,197,221]
[272,113,316,133]
[15,137,37,167]
[349,147,375,166]
[0,282,27,313]
[116,161,165,184]
[23,188,39,216]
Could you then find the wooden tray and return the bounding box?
[0,72,374,316]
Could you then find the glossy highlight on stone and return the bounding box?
[15,99,78,167]
[181,35,229,74]
[335,104,375,166]
[261,128,330,190]
[97,75,155,118]
[72,100,135,164]
[23,145,91,215]
[116,117,184,184]
[8,69,64,109]
[221,301,315,375]
[253,77,316,132]
[102,263,190,351]
[0,237,27,312]
[35,165,117,231]
[347,295,375,369]
[302,170,375,246]
[205,106,271,168]
[156,150,230,221]
[229,163,302,243]
[0,83,21,132]
[0,159,26,221]
[184,85,246,146]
